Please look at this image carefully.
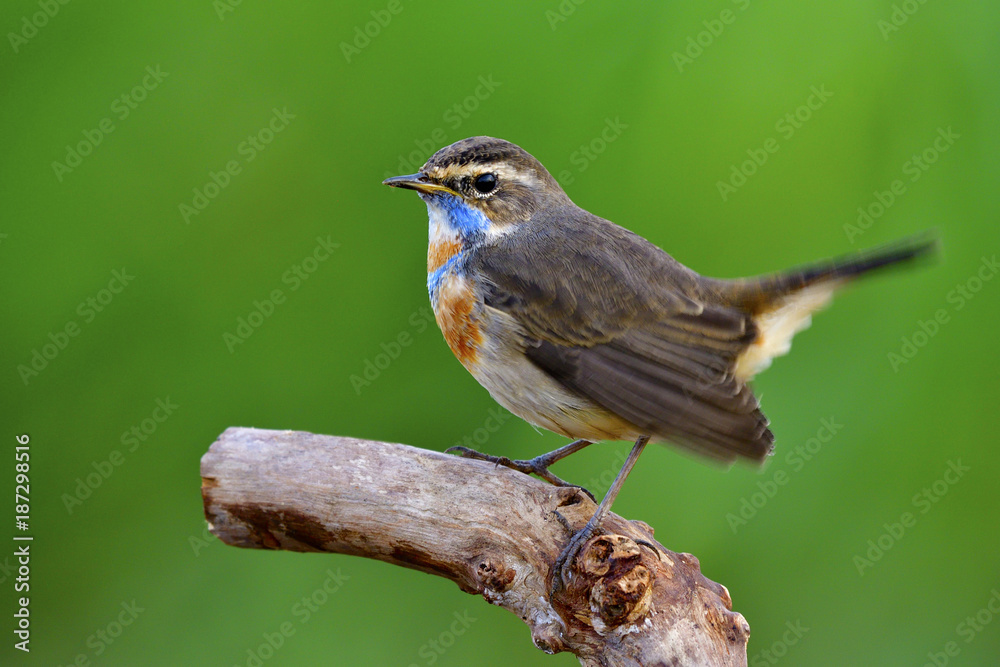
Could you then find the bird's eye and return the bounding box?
[473,172,497,195]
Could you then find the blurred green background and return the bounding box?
[2,1,998,665]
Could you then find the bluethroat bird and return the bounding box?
[384,136,935,586]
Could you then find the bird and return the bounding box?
[383,136,936,587]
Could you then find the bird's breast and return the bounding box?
[425,252,642,442]
[428,239,463,273]
[430,269,484,368]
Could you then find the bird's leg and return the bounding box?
[447,438,594,490]
[552,435,650,592]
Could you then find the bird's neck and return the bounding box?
[425,195,490,302]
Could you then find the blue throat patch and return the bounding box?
[427,192,491,237]
[425,194,491,302]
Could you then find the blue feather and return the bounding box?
[427,255,460,304]
[424,194,490,303]
[427,193,490,237]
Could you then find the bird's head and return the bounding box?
[383,136,569,241]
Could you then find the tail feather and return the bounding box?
[725,231,939,382]
[730,231,939,313]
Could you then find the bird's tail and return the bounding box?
[718,231,939,382]
[726,230,940,314]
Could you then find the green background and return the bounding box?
[2,1,998,665]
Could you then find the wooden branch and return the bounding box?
[200,427,749,666]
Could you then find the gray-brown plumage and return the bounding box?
[386,136,937,466]
[464,177,933,464]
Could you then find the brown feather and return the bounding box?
[469,206,775,463]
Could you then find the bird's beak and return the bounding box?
[382,173,458,196]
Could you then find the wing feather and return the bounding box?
[468,206,774,463]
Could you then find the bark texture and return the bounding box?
[201,427,749,666]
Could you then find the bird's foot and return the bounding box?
[549,435,652,593]
[446,446,595,501]
[551,519,601,594]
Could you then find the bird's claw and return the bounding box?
[636,539,663,561]
[551,523,599,594]
[446,446,595,500]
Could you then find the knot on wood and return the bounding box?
[474,556,516,596]
[702,597,751,645]
[531,622,567,655]
[573,534,654,630]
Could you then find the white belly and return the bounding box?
[463,304,638,442]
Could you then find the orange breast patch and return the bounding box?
[428,240,463,273]
[434,276,483,367]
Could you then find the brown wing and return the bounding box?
[468,206,774,464]
[526,322,773,463]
